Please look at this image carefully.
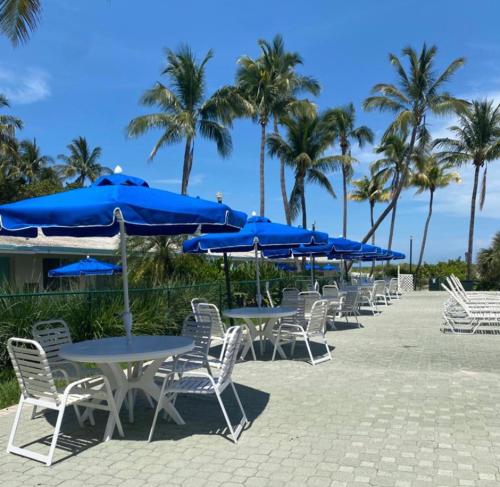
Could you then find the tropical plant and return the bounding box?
[477,231,500,286]
[324,103,373,237]
[362,44,467,243]
[0,94,22,155]
[17,138,53,183]
[267,105,337,229]
[258,34,320,223]
[349,172,391,245]
[57,136,111,187]
[411,153,461,273]
[433,99,500,279]
[128,45,247,195]
[372,132,412,251]
[0,0,41,46]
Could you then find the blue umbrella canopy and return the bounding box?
[183,215,328,306]
[0,172,247,338]
[263,237,362,259]
[48,257,122,277]
[183,215,328,253]
[0,173,247,237]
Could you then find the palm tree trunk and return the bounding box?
[361,123,418,244]
[416,189,433,274]
[370,202,375,276]
[181,136,193,195]
[259,121,266,216]
[274,117,291,225]
[387,172,399,251]
[466,163,481,280]
[301,182,307,230]
[341,145,348,238]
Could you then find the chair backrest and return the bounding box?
[343,290,359,309]
[7,337,59,405]
[181,314,212,363]
[191,298,208,314]
[374,280,386,295]
[322,285,339,299]
[298,291,321,315]
[195,303,226,339]
[389,278,398,292]
[31,319,72,365]
[281,288,299,307]
[217,326,243,386]
[307,300,329,334]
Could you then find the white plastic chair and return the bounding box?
[272,299,331,365]
[373,280,389,306]
[157,314,214,378]
[195,303,256,361]
[340,290,361,327]
[149,326,249,443]
[322,285,340,299]
[281,288,299,307]
[6,338,123,466]
[298,291,321,318]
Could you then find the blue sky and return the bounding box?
[1,0,499,262]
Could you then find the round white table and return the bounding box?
[223,307,297,359]
[60,335,194,438]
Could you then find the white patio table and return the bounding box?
[59,335,194,438]
[223,307,296,359]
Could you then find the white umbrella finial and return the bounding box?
[114,165,123,174]
[251,211,257,216]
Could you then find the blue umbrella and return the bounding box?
[183,215,328,305]
[0,171,247,338]
[48,257,122,277]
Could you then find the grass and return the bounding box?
[0,369,19,409]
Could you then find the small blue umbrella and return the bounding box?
[184,215,328,305]
[48,257,122,277]
[0,171,247,338]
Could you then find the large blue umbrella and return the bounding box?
[48,257,122,277]
[183,215,328,305]
[0,172,247,338]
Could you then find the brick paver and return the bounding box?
[1,291,500,486]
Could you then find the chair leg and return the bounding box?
[31,405,38,419]
[290,338,296,357]
[147,398,163,443]
[230,381,249,426]
[323,335,332,360]
[271,330,280,361]
[73,405,84,428]
[46,406,66,466]
[303,334,316,366]
[7,397,25,455]
[214,389,238,443]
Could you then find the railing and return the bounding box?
[0,276,328,367]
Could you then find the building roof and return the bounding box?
[0,234,118,256]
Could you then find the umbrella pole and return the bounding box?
[254,243,262,307]
[311,254,315,287]
[223,252,233,309]
[118,214,132,341]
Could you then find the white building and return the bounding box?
[0,235,119,291]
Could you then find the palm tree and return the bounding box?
[128,45,245,195]
[349,173,391,245]
[0,0,41,46]
[371,132,412,251]
[267,105,337,229]
[17,138,53,184]
[477,232,500,285]
[257,35,320,223]
[434,99,500,280]
[362,44,467,243]
[412,153,461,274]
[0,94,22,154]
[57,136,111,187]
[324,103,373,237]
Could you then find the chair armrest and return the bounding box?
[62,374,108,397]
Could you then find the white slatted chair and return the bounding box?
[195,303,256,361]
[298,291,321,318]
[340,290,361,327]
[191,297,208,314]
[358,283,379,315]
[281,288,300,307]
[322,285,340,300]
[272,299,331,365]
[6,338,123,466]
[373,280,389,306]
[156,314,213,376]
[387,278,401,300]
[148,326,249,443]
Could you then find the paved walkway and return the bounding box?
[2,291,500,486]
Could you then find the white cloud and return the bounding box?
[0,66,50,105]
